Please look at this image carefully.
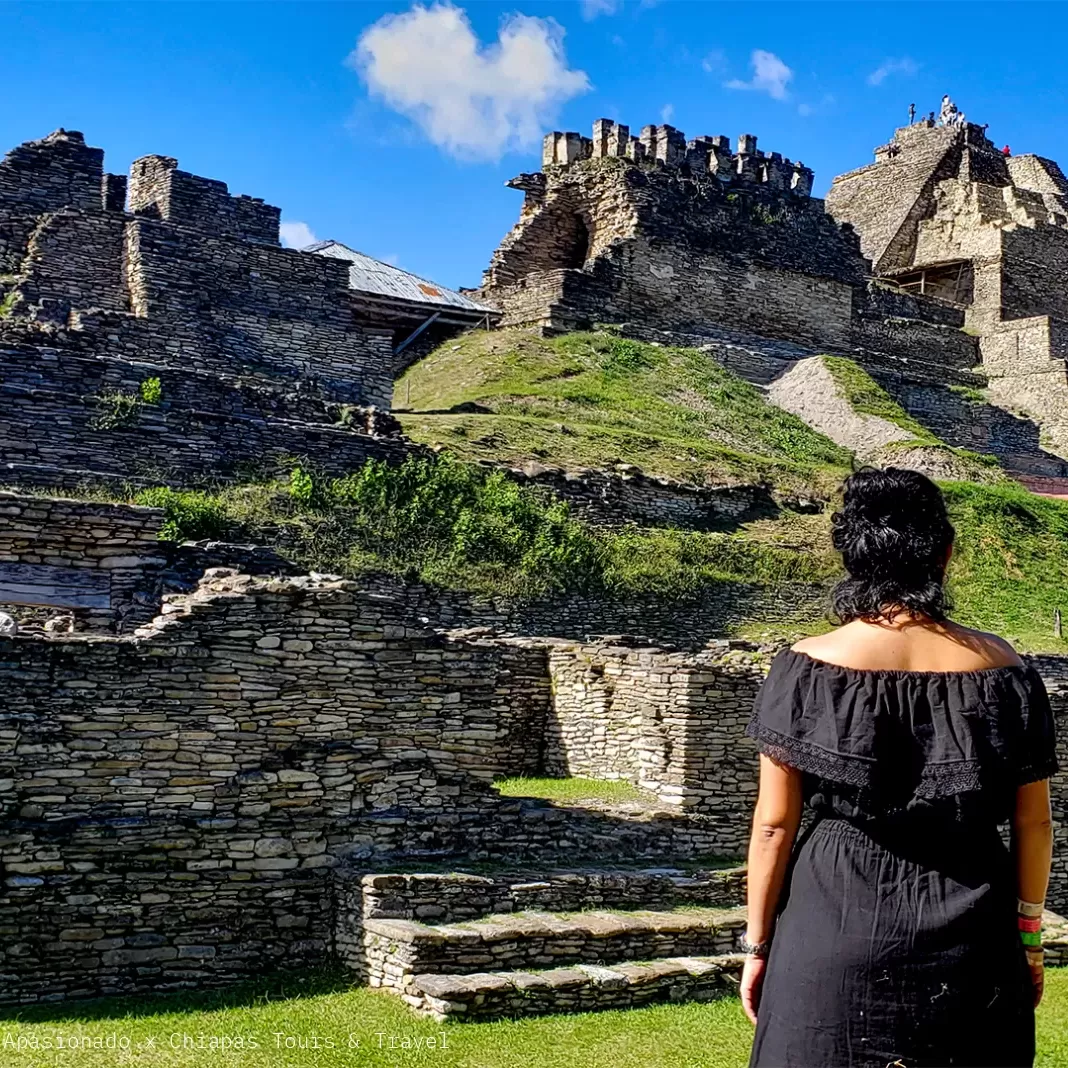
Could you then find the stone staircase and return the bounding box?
[337,865,748,1021]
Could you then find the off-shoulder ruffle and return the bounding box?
[745,648,1059,800]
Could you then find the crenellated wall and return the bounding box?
[479,118,980,374]
[0,128,395,483]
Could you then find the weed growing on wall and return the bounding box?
[89,389,142,430]
[134,487,237,542]
[0,288,20,319]
[139,377,163,405]
[291,454,601,594]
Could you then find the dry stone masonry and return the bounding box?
[0,130,403,489]
[7,103,1068,1020]
[0,492,166,632]
[1,571,1066,1009]
[828,113,1068,463]
[478,111,1068,483]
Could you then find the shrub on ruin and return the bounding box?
[89,389,142,430]
[139,377,163,405]
[294,455,601,593]
[134,487,237,543]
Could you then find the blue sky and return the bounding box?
[5,2,1068,290]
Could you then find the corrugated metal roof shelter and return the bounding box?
[302,240,498,372]
[307,240,492,316]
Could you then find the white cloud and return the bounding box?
[581,0,620,18]
[867,57,918,86]
[279,221,318,249]
[351,3,590,161]
[701,49,727,75]
[660,103,675,123]
[725,49,793,101]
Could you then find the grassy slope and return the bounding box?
[396,330,852,496]
[4,967,1068,1068]
[821,354,937,442]
[33,328,1068,650]
[945,481,1068,648]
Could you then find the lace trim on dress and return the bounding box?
[744,719,876,788]
[745,719,1058,797]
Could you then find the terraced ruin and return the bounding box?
[3,105,1068,1019]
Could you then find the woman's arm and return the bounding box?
[741,754,803,1024]
[1013,778,1054,1006]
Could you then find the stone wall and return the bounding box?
[543,640,767,850]
[349,866,747,925]
[353,570,830,648]
[826,115,1068,464]
[495,462,773,530]
[0,130,394,450]
[480,123,867,351]
[1,341,406,488]
[0,492,165,632]
[0,571,1065,1002]
[0,575,555,1004]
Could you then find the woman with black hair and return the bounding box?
[744,467,1057,1068]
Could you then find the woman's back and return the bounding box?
[793,616,1022,674]
[743,467,1058,1068]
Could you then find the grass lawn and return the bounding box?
[3,968,1068,1067]
[492,776,652,804]
[396,330,851,497]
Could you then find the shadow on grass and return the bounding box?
[0,967,353,1026]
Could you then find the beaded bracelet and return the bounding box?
[1019,898,1044,957]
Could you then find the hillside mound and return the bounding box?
[395,330,851,497]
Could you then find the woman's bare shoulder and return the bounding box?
[789,623,1023,672]
[789,626,862,659]
[946,624,1023,668]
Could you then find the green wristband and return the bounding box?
[1021,930,1042,947]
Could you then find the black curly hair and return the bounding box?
[830,466,955,624]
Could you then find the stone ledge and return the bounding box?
[361,906,747,984]
[405,953,745,1020]
[353,864,748,923]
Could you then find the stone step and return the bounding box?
[352,864,747,924]
[361,905,747,990]
[404,953,744,1020]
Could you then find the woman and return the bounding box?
[743,467,1058,1068]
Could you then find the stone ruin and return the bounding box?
[829,115,1068,464]
[0,130,476,489]
[2,110,1068,1019]
[480,112,1068,487]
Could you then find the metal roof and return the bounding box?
[304,240,492,315]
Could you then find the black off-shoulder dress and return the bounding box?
[745,648,1059,1068]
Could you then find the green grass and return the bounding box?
[948,383,989,406]
[821,355,939,443]
[396,330,852,497]
[4,967,1068,1068]
[944,480,1068,650]
[106,456,1068,651]
[492,776,651,804]
[131,458,836,603]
